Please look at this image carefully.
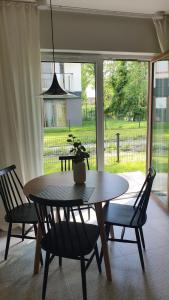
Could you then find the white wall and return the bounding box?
[39,10,160,54]
[64,63,81,91]
[66,99,82,126]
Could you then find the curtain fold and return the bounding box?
[0,1,42,229]
[153,14,169,52]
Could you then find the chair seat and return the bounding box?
[41,222,99,258]
[5,203,38,224]
[104,203,147,228]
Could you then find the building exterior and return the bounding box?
[42,62,82,127]
[154,60,169,122]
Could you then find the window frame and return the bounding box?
[41,51,152,172]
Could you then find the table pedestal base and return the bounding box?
[95,202,112,281]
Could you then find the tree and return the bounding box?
[125,62,148,121]
[104,61,115,112]
[108,61,128,118]
[81,64,95,119]
[104,61,148,121]
[81,61,148,122]
[81,63,95,102]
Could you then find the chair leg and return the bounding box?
[33,224,43,266]
[121,227,125,239]
[59,256,62,267]
[135,228,145,271]
[87,206,90,220]
[80,258,87,300]
[99,223,111,264]
[22,223,25,241]
[42,251,50,300]
[4,222,12,260]
[67,207,70,220]
[139,227,146,250]
[33,224,37,237]
[105,224,111,240]
[95,245,101,273]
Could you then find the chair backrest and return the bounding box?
[30,194,97,256]
[0,165,29,216]
[131,167,156,226]
[59,155,90,171]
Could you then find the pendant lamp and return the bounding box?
[42,0,77,99]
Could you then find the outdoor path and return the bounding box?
[115,171,145,202]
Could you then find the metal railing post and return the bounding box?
[116,133,120,163]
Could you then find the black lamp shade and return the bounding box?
[42,72,67,96]
[41,0,77,100]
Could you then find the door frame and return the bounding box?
[149,50,169,210]
[41,51,152,172]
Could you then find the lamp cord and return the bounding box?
[50,0,55,73]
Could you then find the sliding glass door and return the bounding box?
[41,54,150,180]
[41,61,97,174]
[103,60,148,174]
[151,53,169,208]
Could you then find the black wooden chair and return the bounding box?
[59,155,93,219]
[59,155,90,172]
[30,194,101,300]
[0,165,40,260]
[100,167,156,271]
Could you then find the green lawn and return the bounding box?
[105,161,145,173]
[44,119,147,136]
[44,119,147,145]
[43,119,148,174]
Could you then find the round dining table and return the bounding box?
[23,170,129,281]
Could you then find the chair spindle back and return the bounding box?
[30,195,96,257]
[59,155,90,172]
[131,167,156,226]
[0,165,29,216]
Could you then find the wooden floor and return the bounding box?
[0,188,169,299]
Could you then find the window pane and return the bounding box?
[103,60,148,174]
[152,60,169,206]
[41,62,96,174]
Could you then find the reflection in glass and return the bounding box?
[41,62,96,174]
[152,59,169,206]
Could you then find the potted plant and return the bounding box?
[67,134,89,184]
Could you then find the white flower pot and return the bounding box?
[73,161,86,184]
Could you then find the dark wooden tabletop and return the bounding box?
[23,170,129,205]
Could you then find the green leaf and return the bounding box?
[74,142,79,147]
[80,145,86,151]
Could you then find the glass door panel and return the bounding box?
[103,60,148,174]
[41,62,96,174]
[152,58,169,207]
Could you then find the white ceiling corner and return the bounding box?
[40,0,169,17]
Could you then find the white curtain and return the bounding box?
[153,14,169,52]
[0,1,42,229]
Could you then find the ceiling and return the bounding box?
[43,0,169,16]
